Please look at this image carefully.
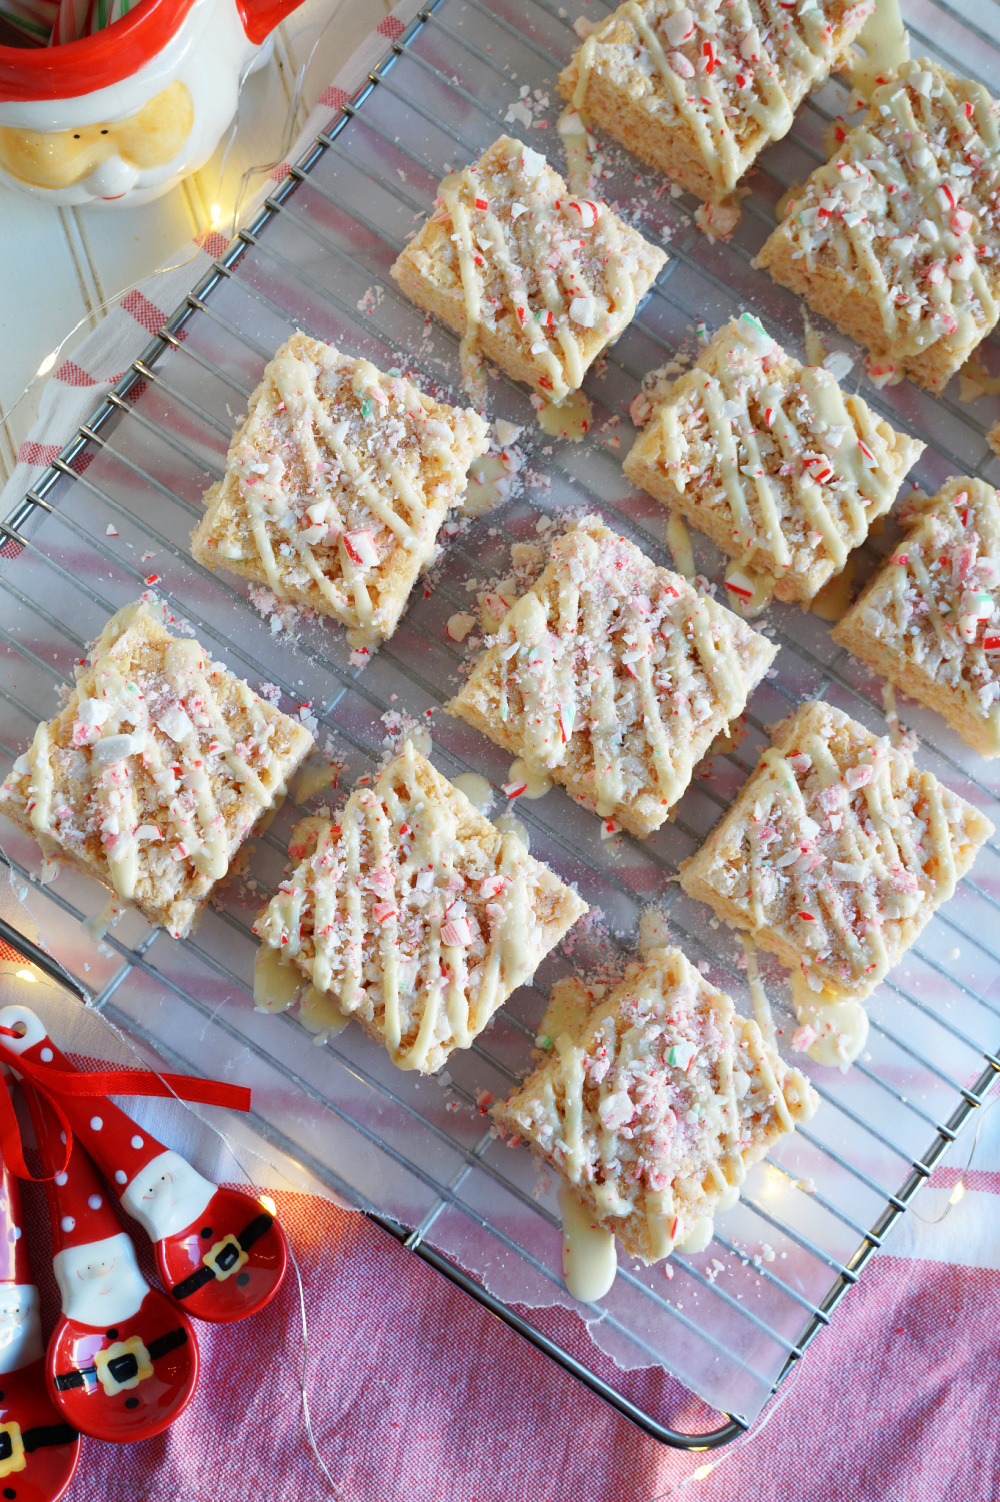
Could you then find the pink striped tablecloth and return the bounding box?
[3,7,999,1499]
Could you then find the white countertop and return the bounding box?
[0,0,390,490]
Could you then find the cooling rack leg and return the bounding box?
[366,1211,750,1451]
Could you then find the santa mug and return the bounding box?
[0,0,306,206]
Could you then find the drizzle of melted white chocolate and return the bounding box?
[452,772,494,816]
[256,739,574,1073]
[558,1181,617,1301]
[435,137,651,403]
[15,601,290,910]
[224,340,486,646]
[771,60,1000,367]
[651,314,912,603]
[498,947,812,1262]
[484,517,768,825]
[850,0,909,103]
[790,972,869,1070]
[570,0,872,195]
[535,389,594,442]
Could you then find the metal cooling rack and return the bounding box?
[3,0,1000,1450]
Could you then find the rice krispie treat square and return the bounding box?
[833,477,1000,756]
[190,333,489,649]
[254,739,588,1074]
[558,0,873,236]
[390,135,667,403]
[448,516,776,837]
[0,600,313,938]
[494,945,818,1263]
[623,313,924,607]
[679,699,993,1003]
[755,60,1000,393]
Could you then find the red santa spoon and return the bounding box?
[0,1006,286,1325]
[21,1081,199,1444]
[0,1120,79,1501]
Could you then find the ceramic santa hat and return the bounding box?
[0,1002,216,1244]
[27,1086,124,1256]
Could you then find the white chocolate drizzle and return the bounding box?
[841,478,1000,753]
[768,59,1000,367]
[557,1181,617,1300]
[569,0,871,195]
[481,517,770,824]
[497,947,812,1261]
[256,740,581,1073]
[645,314,918,599]
[11,602,293,910]
[434,137,655,402]
[222,339,486,645]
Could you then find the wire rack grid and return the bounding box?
[2,0,1000,1451]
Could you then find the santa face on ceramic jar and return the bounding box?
[0,0,304,207]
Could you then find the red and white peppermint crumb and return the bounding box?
[372,901,396,924]
[441,917,472,947]
[804,457,834,485]
[661,6,694,45]
[343,531,379,568]
[600,818,621,840]
[843,765,873,791]
[105,524,119,537]
[724,569,754,602]
[503,780,527,799]
[564,198,599,230]
[446,612,476,642]
[479,873,506,899]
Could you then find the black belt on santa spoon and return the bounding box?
[170,1211,274,1302]
[21,1421,78,1451]
[52,1326,189,1391]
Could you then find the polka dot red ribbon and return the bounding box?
[0,1024,251,1180]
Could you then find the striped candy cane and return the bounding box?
[49,0,93,44]
[0,0,59,46]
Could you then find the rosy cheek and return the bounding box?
[0,129,111,189]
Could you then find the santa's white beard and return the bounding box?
[54,1233,148,1327]
[0,1284,43,1374]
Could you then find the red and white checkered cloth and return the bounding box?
[3,4,999,1495]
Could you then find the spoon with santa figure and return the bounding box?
[20,1079,199,1444]
[0,1005,287,1324]
[0,1111,79,1499]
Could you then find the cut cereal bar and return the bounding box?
[755,59,1000,393]
[390,135,667,402]
[0,599,313,938]
[254,738,588,1074]
[623,313,925,609]
[190,333,489,648]
[833,477,1000,756]
[493,945,818,1263]
[558,0,873,236]
[448,515,776,837]
[679,698,993,1008]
